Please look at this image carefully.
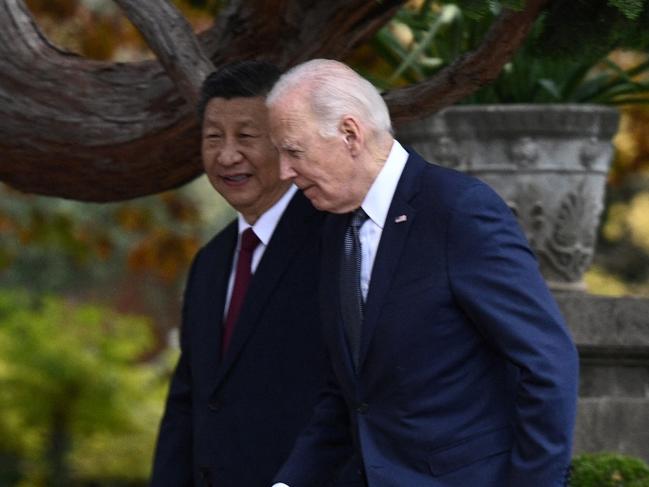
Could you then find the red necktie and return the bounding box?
[222,228,260,355]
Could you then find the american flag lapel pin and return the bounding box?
[394,214,407,223]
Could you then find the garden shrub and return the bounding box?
[0,290,176,486]
[571,453,649,487]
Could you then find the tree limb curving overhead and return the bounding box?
[0,0,546,202]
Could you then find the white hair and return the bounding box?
[267,59,393,138]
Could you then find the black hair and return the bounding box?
[197,60,281,124]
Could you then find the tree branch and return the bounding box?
[114,0,214,106]
[205,0,405,66]
[385,0,551,125]
[0,0,544,201]
[0,0,202,202]
[0,0,408,201]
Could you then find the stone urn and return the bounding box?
[397,104,620,291]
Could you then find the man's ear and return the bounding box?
[339,116,363,156]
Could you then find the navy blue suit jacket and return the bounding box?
[275,149,579,487]
[151,191,330,487]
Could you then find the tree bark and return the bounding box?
[0,0,546,202]
[0,0,203,202]
[113,0,215,107]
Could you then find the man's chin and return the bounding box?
[301,187,347,213]
[310,198,346,214]
[221,193,252,212]
[301,189,323,209]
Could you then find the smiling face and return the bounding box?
[268,95,367,213]
[201,96,290,224]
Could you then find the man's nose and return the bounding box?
[217,140,243,166]
[279,156,297,181]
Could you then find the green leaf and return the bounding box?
[608,0,645,20]
[537,79,562,100]
[389,4,461,84]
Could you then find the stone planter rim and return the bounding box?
[435,103,618,113]
[400,104,621,141]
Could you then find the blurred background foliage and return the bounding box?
[2,0,649,485]
[0,291,176,486]
[0,178,233,486]
[1,1,233,484]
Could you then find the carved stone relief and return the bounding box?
[508,136,540,167]
[431,136,461,168]
[537,182,602,284]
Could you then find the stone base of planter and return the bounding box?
[575,398,649,459]
[554,291,649,461]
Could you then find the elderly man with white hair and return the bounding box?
[266,59,578,487]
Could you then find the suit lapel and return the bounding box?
[212,192,317,391]
[358,154,424,371]
[195,222,236,380]
[322,213,358,380]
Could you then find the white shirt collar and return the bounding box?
[361,140,408,229]
[237,185,297,246]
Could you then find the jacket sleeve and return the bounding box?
[446,182,578,487]
[273,357,353,487]
[149,257,200,487]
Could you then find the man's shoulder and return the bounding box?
[272,190,326,243]
[196,191,325,262]
[194,219,238,264]
[406,147,477,187]
[403,147,489,208]
[283,188,326,223]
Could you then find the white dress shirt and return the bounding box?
[224,185,297,316]
[270,141,408,487]
[357,139,408,300]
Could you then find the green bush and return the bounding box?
[571,453,649,487]
[0,290,177,486]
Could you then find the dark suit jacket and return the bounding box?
[151,191,330,487]
[275,149,579,487]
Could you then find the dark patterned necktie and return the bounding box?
[222,228,260,355]
[339,207,369,370]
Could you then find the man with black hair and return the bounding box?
[150,61,331,487]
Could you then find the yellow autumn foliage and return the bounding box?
[626,191,649,252]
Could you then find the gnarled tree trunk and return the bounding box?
[0,0,549,202]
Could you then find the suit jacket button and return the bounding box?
[208,399,222,411]
[356,402,369,414]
